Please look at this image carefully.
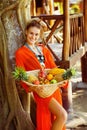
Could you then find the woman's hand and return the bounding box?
[58,80,68,88]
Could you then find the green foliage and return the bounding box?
[62,68,76,80]
[12,67,28,81]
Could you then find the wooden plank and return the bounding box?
[56,45,87,69]
[32,14,64,20]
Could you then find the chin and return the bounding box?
[29,41,35,45]
[32,42,36,44]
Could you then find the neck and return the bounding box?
[26,42,35,48]
[25,42,42,55]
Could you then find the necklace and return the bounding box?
[25,43,45,67]
[25,43,42,55]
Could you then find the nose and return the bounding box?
[32,34,36,39]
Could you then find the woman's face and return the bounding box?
[26,26,40,45]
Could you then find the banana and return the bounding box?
[48,67,66,75]
[54,67,76,82]
[54,73,63,82]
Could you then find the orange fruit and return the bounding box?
[47,74,53,80]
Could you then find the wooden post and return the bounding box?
[83,0,87,41]
[62,0,70,60]
[30,0,36,16]
[62,0,73,114]
[43,0,54,26]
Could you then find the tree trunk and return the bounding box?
[0,0,35,130]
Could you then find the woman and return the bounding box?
[15,20,67,130]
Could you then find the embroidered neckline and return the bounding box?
[24,43,45,67]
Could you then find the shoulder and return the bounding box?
[38,43,47,49]
[15,45,26,56]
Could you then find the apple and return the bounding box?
[33,80,40,85]
[50,79,57,84]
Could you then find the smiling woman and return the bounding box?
[15,19,68,130]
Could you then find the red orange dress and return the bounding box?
[15,44,67,130]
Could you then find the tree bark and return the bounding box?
[0,0,35,130]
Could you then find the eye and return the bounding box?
[30,32,33,35]
[35,33,39,36]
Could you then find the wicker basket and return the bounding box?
[23,69,67,98]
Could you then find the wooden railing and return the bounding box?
[53,13,85,68]
[32,13,85,68]
[69,13,84,57]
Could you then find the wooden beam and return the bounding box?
[62,0,70,60]
[31,0,36,16]
[83,0,87,41]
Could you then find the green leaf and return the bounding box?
[62,67,76,80]
[12,67,28,81]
